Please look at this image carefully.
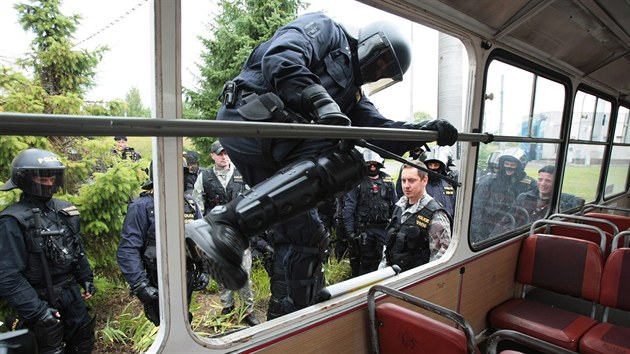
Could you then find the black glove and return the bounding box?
[36,308,61,327]
[403,119,458,146]
[83,281,96,296]
[32,308,64,351]
[133,281,159,304]
[262,245,275,276]
[301,84,351,126]
[192,272,210,291]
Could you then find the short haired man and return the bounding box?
[502,165,584,229]
[383,161,452,272]
[111,136,141,162]
[192,141,259,326]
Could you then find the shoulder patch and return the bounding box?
[304,21,321,38]
[60,205,80,216]
[383,176,394,183]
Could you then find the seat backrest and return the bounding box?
[599,248,630,312]
[549,225,613,259]
[368,285,478,354]
[516,234,603,301]
[584,212,630,235]
[376,303,471,354]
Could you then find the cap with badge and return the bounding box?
[211,141,225,154]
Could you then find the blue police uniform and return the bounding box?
[216,12,422,314]
[117,191,203,325]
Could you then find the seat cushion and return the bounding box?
[579,322,630,354]
[490,299,598,351]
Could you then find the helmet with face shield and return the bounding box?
[498,148,528,175]
[344,21,411,95]
[0,149,65,198]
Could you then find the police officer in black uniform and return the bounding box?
[183,150,204,194]
[185,12,458,316]
[423,146,457,218]
[342,149,396,276]
[0,149,96,354]
[471,147,536,242]
[117,161,207,326]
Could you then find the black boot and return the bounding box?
[185,145,366,291]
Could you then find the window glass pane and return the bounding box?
[604,145,630,197]
[472,142,561,245]
[614,106,630,144]
[562,144,604,203]
[531,76,564,139]
[483,61,534,136]
[571,91,612,142]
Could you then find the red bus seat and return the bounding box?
[549,225,613,259]
[486,330,577,354]
[368,285,479,354]
[579,247,630,354]
[490,234,603,351]
[584,212,630,235]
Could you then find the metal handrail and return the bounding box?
[0,112,560,144]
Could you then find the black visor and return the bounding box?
[358,31,403,88]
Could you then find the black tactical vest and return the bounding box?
[385,199,445,272]
[0,199,83,289]
[355,174,395,225]
[201,168,246,211]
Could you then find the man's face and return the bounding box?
[211,151,230,169]
[400,168,427,202]
[537,172,554,197]
[32,175,56,186]
[503,160,518,175]
[116,139,128,151]
[426,161,441,171]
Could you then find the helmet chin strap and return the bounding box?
[354,139,461,187]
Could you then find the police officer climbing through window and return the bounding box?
[117,159,208,326]
[422,146,457,218]
[0,149,96,354]
[185,12,458,317]
[342,149,397,276]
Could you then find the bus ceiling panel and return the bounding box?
[394,0,630,97]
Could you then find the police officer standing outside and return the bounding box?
[383,161,452,272]
[192,141,259,326]
[471,147,535,242]
[342,149,397,276]
[423,146,457,218]
[0,149,96,354]
[110,136,141,162]
[185,12,458,317]
[183,150,204,194]
[117,160,208,326]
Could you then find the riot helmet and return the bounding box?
[486,150,502,174]
[498,148,528,177]
[0,149,65,198]
[362,149,384,177]
[424,147,449,181]
[355,21,411,94]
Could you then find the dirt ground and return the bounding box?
[92,288,268,354]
